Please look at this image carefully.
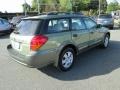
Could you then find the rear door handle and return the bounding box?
[73,34,78,37]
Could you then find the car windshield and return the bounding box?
[99,15,112,18]
[14,20,40,35]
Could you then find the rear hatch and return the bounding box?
[10,19,41,55]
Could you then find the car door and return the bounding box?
[71,18,89,50]
[83,17,101,46]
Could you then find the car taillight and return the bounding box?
[30,35,48,51]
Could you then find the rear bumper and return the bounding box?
[7,44,55,68]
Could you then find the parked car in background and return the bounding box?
[7,12,110,71]
[114,17,120,27]
[90,16,97,21]
[10,16,26,29]
[97,14,114,29]
[0,18,13,34]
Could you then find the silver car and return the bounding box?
[0,18,12,34]
[97,14,114,29]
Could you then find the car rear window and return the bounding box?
[99,15,112,18]
[15,20,40,35]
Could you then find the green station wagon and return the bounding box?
[7,12,110,71]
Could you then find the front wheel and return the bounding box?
[58,48,75,71]
[101,34,110,48]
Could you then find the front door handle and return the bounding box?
[73,34,78,37]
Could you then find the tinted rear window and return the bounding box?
[99,15,112,18]
[15,20,40,35]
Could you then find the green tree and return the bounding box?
[31,0,37,11]
[31,0,108,15]
[69,0,90,12]
[107,1,119,13]
[31,0,90,12]
[31,0,59,12]
[22,3,31,12]
[59,0,72,11]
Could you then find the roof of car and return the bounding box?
[23,12,86,20]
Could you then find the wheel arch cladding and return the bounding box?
[54,44,78,67]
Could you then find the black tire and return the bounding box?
[58,48,76,71]
[101,34,110,48]
[108,25,114,30]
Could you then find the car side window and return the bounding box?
[47,19,69,33]
[83,18,97,29]
[2,19,9,25]
[72,18,86,30]
[0,20,4,24]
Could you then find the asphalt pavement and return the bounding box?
[0,28,120,90]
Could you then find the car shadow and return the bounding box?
[38,40,120,81]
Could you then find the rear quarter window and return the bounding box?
[47,19,69,33]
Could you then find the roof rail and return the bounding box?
[38,11,84,16]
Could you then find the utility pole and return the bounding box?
[75,6,78,12]
[24,0,27,16]
[70,0,73,12]
[37,0,40,14]
[98,0,101,16]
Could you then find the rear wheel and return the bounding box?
[58,48,75,71]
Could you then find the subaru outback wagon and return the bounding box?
[7,12,110,71]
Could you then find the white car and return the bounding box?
[114,17,120,27]
[0,18,13,34]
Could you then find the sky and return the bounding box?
[0,0,32,13]
[0,0,120,13]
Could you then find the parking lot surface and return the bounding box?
[0,29,120,90]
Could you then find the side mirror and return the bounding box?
[96,24,102,28]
